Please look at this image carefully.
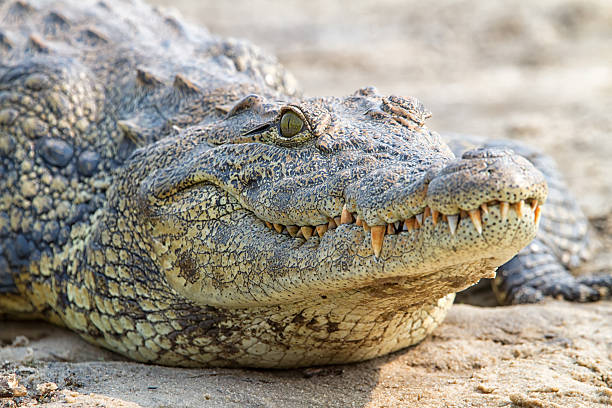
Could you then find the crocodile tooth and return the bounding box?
[534,205,542,225]
[363,223,371,232]
[273,223,283,233]
[386,223,395,234]
[394,221,400,230]
[530,199,538,211]
[468,209,482,234]
[371,226,385,258]
[341,206,353,224]
[515,200,524,217]
[316,224,328,237]
[424,207,431,220]
[403,218,414,232]
[328,219,337,230]
[355,216,363,227]
[286,225,299,237]
[432,210,439,225]
[500,202,509,221]
[333,217,342,227]
[301,226,313,239]
[447,215,459,235]
[415,213,423,227]
[480,203,488,214]
[265,221,273,229]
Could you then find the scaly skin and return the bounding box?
[0,0,553,368]
[446,135,611,304]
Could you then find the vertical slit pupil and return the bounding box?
[281,111,303,138]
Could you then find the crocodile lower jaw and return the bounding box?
[262,199,541,258]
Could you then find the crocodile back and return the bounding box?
[0,0,298,313]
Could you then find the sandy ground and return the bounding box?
[1,0,612,407]
[2,301,611,407]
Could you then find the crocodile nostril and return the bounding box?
[461,147,514,160]
[425,148,548,216]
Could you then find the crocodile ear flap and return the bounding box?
[217,94,264,119]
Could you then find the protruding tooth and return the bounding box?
[424,207,431,220]
[355,216,363,227]
[273,223,283,233]
[530,199,538,211]
[394,221,400,230]
[468,209,482,234]
[341,206,353,224]
[333,217,342,227]
[415,213,423,227]
[286,226,299,237]
[432,210,439,225]
[265,221,273,229]
[371,226,386,258]
[328,219,337,230]
[500,202,509,221]
[515,200,524,217]
[447,215,459,235]
[534,205,542,225]
[301,226,313,239]
[363,223,370,232]
[316,224,328,237]
[480,203,488,214]
[387,223,395,234]
[403,218,415,232]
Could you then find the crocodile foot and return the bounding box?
[493,238,611,304]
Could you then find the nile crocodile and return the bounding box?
[0,0,610,368]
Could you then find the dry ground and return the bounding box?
[1,0,611,407]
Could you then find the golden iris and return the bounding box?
[279,111,303,138]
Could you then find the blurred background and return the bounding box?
[150,0,612,221]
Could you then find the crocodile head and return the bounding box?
[122,87,547,310]
[95,88,547,366]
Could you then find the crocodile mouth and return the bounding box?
[144,141,547,308]
[259,198,542,258]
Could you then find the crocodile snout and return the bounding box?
[425,147,548,215]
[332,147,548,258]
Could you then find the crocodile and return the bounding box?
[0,0,610,368]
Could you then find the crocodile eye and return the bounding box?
[279,111,303,138]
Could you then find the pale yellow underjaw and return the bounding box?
[263,199,542,258]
